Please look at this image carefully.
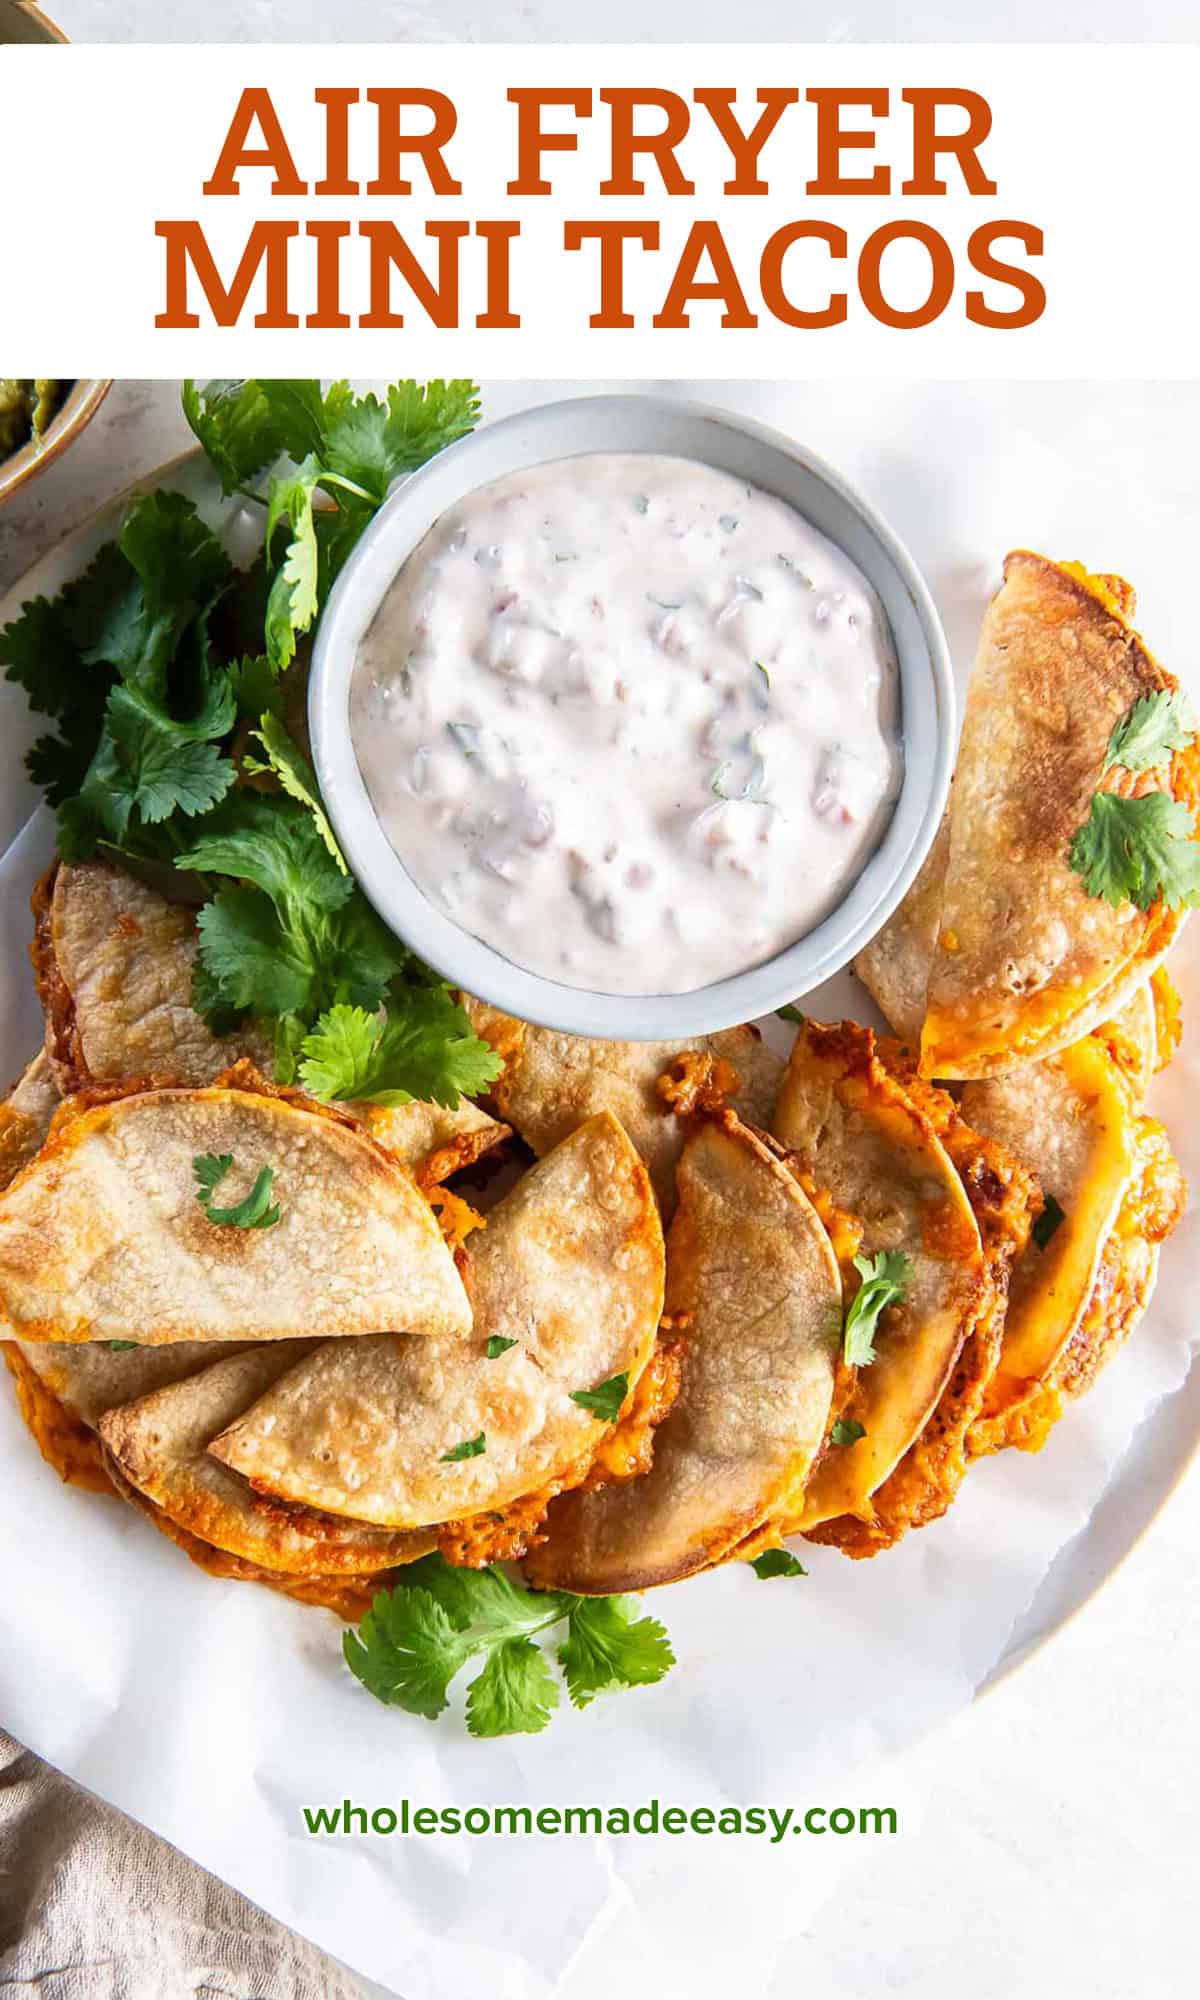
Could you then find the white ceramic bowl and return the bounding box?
[309,394,954,1039]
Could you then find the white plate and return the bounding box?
[2,424,1197,1999]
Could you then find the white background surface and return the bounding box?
[3,375,1199,2000]
[9,5,1200,1997]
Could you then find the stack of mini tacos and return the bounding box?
[0,550,1191,1603]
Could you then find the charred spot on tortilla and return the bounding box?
[524,1112,843,1595]
[204,1113,666,1562]
[0,1065,471,1346]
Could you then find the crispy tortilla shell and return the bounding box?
[33,859,273,1091]
[920,554,1189,1080]
[971,1109,1185,1455]
[808,1052,1040,1556]
[34,860,508,1180]
[208,1112,665,1528]
[772,1021,986,1529]
[854,813,950,1045]
[0,1069,471,1346]
[960,1035,1135,1429]
[525,1113,843,1594]
[0,1051,59,1190]
[464,999,783,1211]
[100,1346,435,1574]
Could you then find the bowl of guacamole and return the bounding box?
[0,378,112,506]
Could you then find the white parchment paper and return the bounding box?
[1,380,1198,1999]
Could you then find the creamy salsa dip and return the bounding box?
[351,453,901,995]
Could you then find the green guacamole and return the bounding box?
[0,379,68,461]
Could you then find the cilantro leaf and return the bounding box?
[558,1595,674,1708]
[1068,791,1200,912]
[180,797,407,1028]
[831,1417,867,1446]
[1032,1192,1066,1251]
[776,1003,806,1025]
[194,886,318,1021]
[230,653,283,722]
[192,1152,281,1230]
[0,541,127,722]
[102,491,233,699]
[105,686,235,823]
[843,1250,912,1368]
[182,378,289,495]
[258,378,356,464]
[749,1549,808,1580]
[440,1433,486,1462]
[342,1556,672,1735]
[569,1373,630,1424]
[296,996,501,1109]
[1107,689,1197,774]
[466,1638,559,1738]
[178,793,352,915]
[264,455,321,672]
[343,1585,474,1720]
[321,379,482,505]
[486,1335,518,1359]
[242,710,346,870]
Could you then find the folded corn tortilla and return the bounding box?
[771,1020,986,1530]
[806,1048,1040,1557]
[0,1051,59,1190]
[525,1112,842,1594]
[34,860,507,1180]
[207,1111,665,1529]
[919,554,1193,1079]
[464,998,783,1210]
[0,1068,471,1346]
[961,1036,1185,1450]
[99,1346,435,1574]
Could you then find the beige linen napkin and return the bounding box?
[0,1730,367,2000]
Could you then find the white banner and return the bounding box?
[1,41,1197,377]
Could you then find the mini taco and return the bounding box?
[34,860,508,1181]
[919,555,1196,1079]
[0,1064,471,1346]
[207,1113,669,1560]
[524,1111,843,1595]
[99,1346,435,1575]
[464,998,783,1211]
[771,1021,987,1532]
[807,1043,1041,1557]
[962,1036,1186,1453]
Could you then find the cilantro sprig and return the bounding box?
[343,1554,674,1737]
[2,378,501,1117]
[842,1250,912,1368]
[192,1152,281,1230]
[1069,688,1200,912]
